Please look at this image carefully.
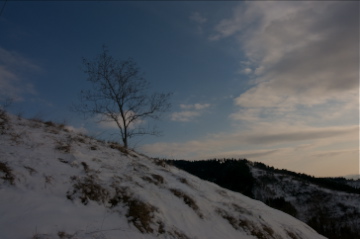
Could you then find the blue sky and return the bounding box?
[0,1,358,177]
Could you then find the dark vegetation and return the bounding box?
[167,159,254,197]
[265,197,298,217]
[165,158,360,239]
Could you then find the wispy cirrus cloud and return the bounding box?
[141,124,358,176]
[0,47,39,101]
[171,103,210,122]
[143,124,358,157]
[189,12,207,34]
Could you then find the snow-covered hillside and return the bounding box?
[250,166,360,238]
[0,113,326,239]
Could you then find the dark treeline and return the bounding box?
[165,158,254,197]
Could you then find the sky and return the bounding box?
[0,1,359,177]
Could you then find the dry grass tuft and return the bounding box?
[81,161,90,173]
[216,208,242,230]
[152,158,167,168]
[0,109,10,134]
[166,229,192,239]
[57,231,74,238]
[109,186,158,233]
[44,121,56,127]
[9,132,22,144]
[286,230,300,239]
[55,137,73,153]
[178,177,193,188]
[216,208,276,238]
[24,166,37,175]
[108,141,128,154]
[44,175,54,185]
[151,174,165,185]
[55,143,71,153]
[31,233,50,239]
[72,135,87,144]
[0,161,15,185]
[67,174,109,205]
[232,203,252,215]
[170,188,203,218]
[127,198,157,233]
[141,174,165,186]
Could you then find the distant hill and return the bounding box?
[0,112,326,239]
[167,159,360,239]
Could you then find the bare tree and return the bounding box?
[73,46,171,148]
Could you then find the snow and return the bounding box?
[0,115,326,239]
[250,165,360,228]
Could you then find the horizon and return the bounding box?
[0,1,359,177]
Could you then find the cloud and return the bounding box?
[142,124,358,158]
[141,122,358,176]
[189,12,207,24]
[245,125,358,145]
[189,12,207,34]
[0,47,39,101]
[211,1,358,124]
[171,103,210,122]
[143,2,359,177]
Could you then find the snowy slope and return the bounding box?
[0,114,326,239]
[250,167,360,238]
